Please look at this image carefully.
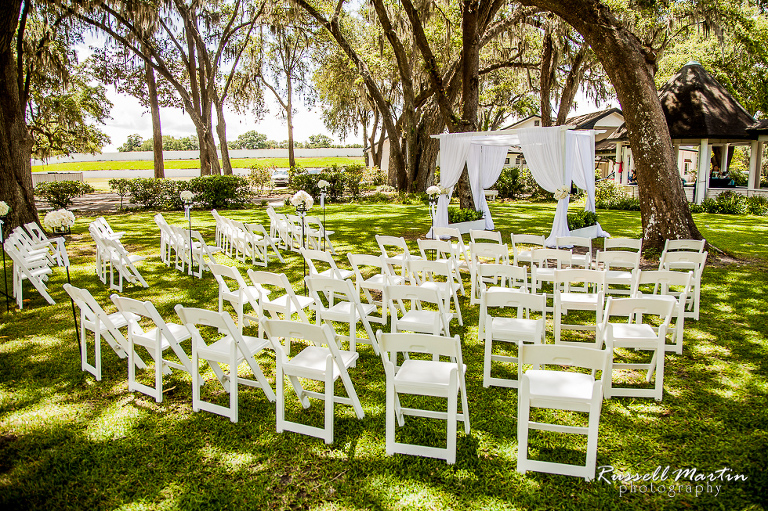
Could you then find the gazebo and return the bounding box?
[609,61,764,203]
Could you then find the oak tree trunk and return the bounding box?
[144,50,165,179]
[0,0,38,238]
[214,96,232,175]
[523,0,701,249]
[286,75,295,169]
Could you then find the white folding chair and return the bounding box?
[557,236,592,269]
[300,247,354,280]
[603,237,641,252]
[111,295,193,402]
[286,214,305,252]
[64,283,146,380]
[598,297,675,401]
[263,319,364,444]
[24,221,69,267]
[631,269,692,354]
[517,344,610,480]
[376,235,422,278]
[245,222,285,264]
[530,248,572,304]
[103,237,148,292]
[470,229,502,243]
[408,258,463,327]
[553,269,606,346]
[5,233,54,308]
[175,305,276,422]
[209,263,270,333]
[187,230,222,279]
[594,249,640,296]
[304,215,337,254]
[469,242,510,304]
[376,330,470,464]
[417,238,465,296]
[245,270,315,331]
[347,253,402,326]
[154,214,173,265]
[511,234,545,266]
[477,264,527,295]
[433,226,470,271]
[386,284,451,337]
[481,289,546,388]
[658,251,707,320]
[267,207,291,250]
[306,274,379,356]
[662,238,705,254]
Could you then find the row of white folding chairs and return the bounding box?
[5,227,57,308]
[66,280,462,464]
[211,209,284,266]
[89,219,148,291]
[154,213,221,278]
[266,206,337,254]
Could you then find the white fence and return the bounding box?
[32,172,84,185]
[32,147,363,165]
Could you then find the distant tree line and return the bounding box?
[117,131,362,152]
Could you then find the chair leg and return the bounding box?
[446,373,458,465]
[516,381,530,474]
[230,353,238,423]
[324,356,334,444]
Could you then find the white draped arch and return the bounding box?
[431,126,606,244]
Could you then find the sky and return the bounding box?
[82,36,616,152]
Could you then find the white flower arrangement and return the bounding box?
[318,179,330,189]
[180,190,194,203]
[554,187,570,201]
[43,208,76,231]
[426,185,442,196]
[290,190,314,211]
[0,201,9,217]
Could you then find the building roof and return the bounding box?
[746,119,768,134]
[565,108,623,129]
[610,62,756,141]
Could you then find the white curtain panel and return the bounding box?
[568,131,609,237]
[431,133,475,234]
[467,143,509,230]
[518,127,572,246]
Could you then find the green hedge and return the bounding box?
[690,191,768,216]
[111,175,249,210]
[567,210,598,230]
[448,207,483,223]
[291,164,366,203]
[595,180,640,211]
[34,180,95,209]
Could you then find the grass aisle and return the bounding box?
[0,203,766,510]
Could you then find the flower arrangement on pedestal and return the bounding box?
[291,190,314,212]
[554,187,570,201]
[180,190,194,203]
[44,209,76,233]
[0,201,9,217]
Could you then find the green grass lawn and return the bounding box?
[1,202,767,510]
[32,157,365,173]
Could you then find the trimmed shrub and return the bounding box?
[126,178,168,209]
[35,180,95,209]
[595,180,641,210]
[448,207,483,223]
[188,175,250,209]
[567,210,598,230]
[345,164,365,199]
[494,167,525,199]
[249,162,274,194]
[746,195,768,216]
[362,165,386,187]
[108,178,131,209]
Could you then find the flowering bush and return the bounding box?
[43,209,75,231]
[0,201,9,217]
[554,187,570,201]
[291,190,314,210]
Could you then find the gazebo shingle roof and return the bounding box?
[610,62,756,141]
